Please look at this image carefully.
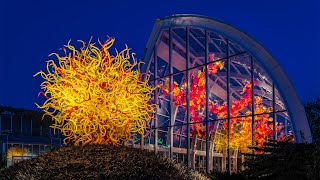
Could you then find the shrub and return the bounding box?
[0,145,208,180]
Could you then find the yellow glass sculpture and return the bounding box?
[34,37,156,146]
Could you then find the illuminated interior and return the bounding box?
[135,15,311,172]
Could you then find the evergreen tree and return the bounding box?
[305,98,320,144]
[243,140,320,180]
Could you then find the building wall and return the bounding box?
[0,106,61,167]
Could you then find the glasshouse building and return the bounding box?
[135,15,312,172]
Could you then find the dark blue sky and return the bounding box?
[0,0,319,110]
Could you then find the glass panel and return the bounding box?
[275,86,287,112]
[213,156,223,172]
[39,145,45,155]
[174,106,186,126]
[146,80,155,129]
[157,77,171,128]
[173,153,187,165]
[195,155,206,172]
[253,60,273,115]
[229,53,253,118]
[189,28,205,68]
[208,31,227,60]
[7,144,23,165]
[24,144,33,156]
[254,114,274,149]
[189,65,206,124]
[157,127,170,158]
[32,145,39,156]
[144,128,155,147]
[156,29,170,78]
[173,124,187,149]
[276,112,294,142]
[172,72,187,125]
[6,144,13,166]
[172,27,187,73]
[212,120,228,153]
[228,116,253,153]
[171,72,187,126]
[228,39,245,56]
[147,50,155,81]
[208,60,227,120]
[44,145,51,153]
[130,132,141,146]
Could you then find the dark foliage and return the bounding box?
[0,154,5,170]
[206,171,247,180]
[0,144,207,180]
[305,98,320,144]
[243,140,320,180]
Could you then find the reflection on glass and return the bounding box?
[33,145,39,156]
[147,51,155,81]
[209,31,227,60]
[228,39,245,56]
[275,87,287,112]
[173,125,187,148]
[276,112,294,142]
[156,29,170,78]
[172,28,187,73]
[157,78,171,128]
[254,60,273,114]
[208,60,227,120]
[189,28,205,68]
[144,128,155,145]
[254,114,277,149]
[157,127,170,158]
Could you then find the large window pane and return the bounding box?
[229,53,252,118]
[32,145,39,156]
[172,28,187,73]
[24,144,33,157]
[208,60,227,120]
[229,116,253,153]
[208,31,227,60]
[157,78,171,128]
[157,127,170,158]
[253,61,273,115]
[254,114,274,149]
[144,127,155,147]
[275,86,287,112]
[172,72,187,126]
[173,124,187,149]
[276,112,294,142]
[147,50,155,81]
[189,66,206,124]
[228,39,245,56]
[189,28,205,69]
[156,29,170,78]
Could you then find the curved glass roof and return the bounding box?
[141,15,311,146]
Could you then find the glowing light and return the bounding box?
[159,53,283,152]
[7,147,28,160]
[35,37,156,146]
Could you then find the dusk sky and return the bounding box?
[0,0,319,111]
